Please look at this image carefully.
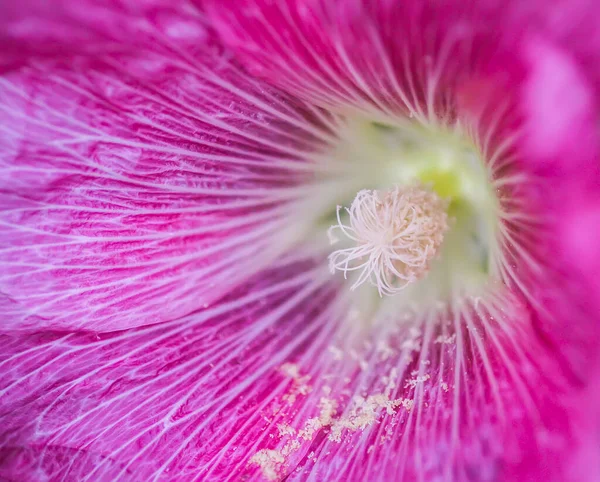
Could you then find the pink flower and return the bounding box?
[2,1,600,480]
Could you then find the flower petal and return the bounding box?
[243,291,600,481]
[0,2,336,332]
[3,2,600,481]
[205,0,600,116]
[0,257,341,481]
[0,1,206,71]
[4,265,596,481]
[510,39,600,379]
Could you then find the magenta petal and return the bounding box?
[1,1,204,71]
[205,0,600,115]
[0,446,139,482]
[508,39,600,378]
[285,298,600,481]
[0,258,340,481]
[521,38,599,178]
[0,3,333,332]
[3,1,600,481]
[3,272,597,481]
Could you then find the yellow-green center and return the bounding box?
[320,118,500,308]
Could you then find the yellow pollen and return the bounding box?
[328,185,449,296]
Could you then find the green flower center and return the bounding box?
[320,118,500,310]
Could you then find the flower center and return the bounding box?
[328,185,449,296]
[317,118,500,310]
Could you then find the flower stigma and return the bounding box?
[328,185,449,296]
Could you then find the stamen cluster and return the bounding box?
[329,185,449,296]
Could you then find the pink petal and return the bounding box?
[0,257,341,481]
[0,2,335,332]
[286,296,599,481]
[521,38,599,177]
[205,0,600,115]
[510,39,600,378]
[2,275,598,481]
[1,1,205,71]
[3,2,600,481]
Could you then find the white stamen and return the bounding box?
[328,185,449,296]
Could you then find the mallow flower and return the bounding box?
[2,1,600,481]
